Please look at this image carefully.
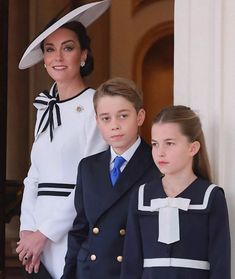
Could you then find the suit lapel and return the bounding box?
[88,149,119,224]
[88,140,153,224]
[114,140,152,194]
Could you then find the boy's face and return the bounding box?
[96,95,145,155]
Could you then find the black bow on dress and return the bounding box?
[33,86,61,141]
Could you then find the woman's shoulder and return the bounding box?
[80,87,95,97]
[85,87,95,94]
[75,87,95,104]
[33,86,95,102]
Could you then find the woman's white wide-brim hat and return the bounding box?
[19,0,111,69]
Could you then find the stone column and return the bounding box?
[174,0,235,274]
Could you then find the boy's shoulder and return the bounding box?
[79,138,153,168]
[130,138,154,163]
[81,148,109,164]
[132,137,152,155]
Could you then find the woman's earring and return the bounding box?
[80,61,85,67]
[44,64,47,68]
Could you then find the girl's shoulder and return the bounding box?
[188,177,223,201]
[181,177,225,212]
[135,177,164,211]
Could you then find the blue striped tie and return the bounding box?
[110,156,125,186]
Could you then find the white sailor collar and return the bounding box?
[137,178,219,244]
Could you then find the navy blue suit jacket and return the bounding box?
[62,139,159,279]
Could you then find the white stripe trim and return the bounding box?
[188,184,217,209]
[138,183,217,212]
[143,258,210,270]
[138,184,152,211]
[37,187,73,193]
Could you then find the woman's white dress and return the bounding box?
[20,85,107,279]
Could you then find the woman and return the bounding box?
[16,1,111,278]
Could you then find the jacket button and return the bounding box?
[93,227,100,234]
[119,229,126,236]
[90,254,97,261]
[117,256,123,262]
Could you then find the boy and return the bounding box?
[62,77,160,279]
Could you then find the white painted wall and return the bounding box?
[174,0,235,276]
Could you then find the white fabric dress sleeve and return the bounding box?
[20,106,43,233]
[38,189,77,242]
[83,99,107,157]
[20,87,107,243]
[20,147,39,232]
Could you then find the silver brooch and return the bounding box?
[76,105,84,112]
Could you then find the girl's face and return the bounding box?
[43,27,87,83]
[96,95,145,155]
[151,122,199,177]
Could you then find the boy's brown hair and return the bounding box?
[93,77,143,113]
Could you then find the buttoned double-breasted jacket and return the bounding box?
[62,139,159,279]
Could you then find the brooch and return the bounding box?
[76,105,84,112]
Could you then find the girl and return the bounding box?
[120,105,230,279]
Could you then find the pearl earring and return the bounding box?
[80,61,85,67]
[44,64,47,68]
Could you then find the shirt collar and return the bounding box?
[110,136,141,164]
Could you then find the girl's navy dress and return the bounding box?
[121,177,230,279]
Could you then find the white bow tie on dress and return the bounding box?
[150,197,191,244]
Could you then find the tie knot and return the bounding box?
[113,156,125,169]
